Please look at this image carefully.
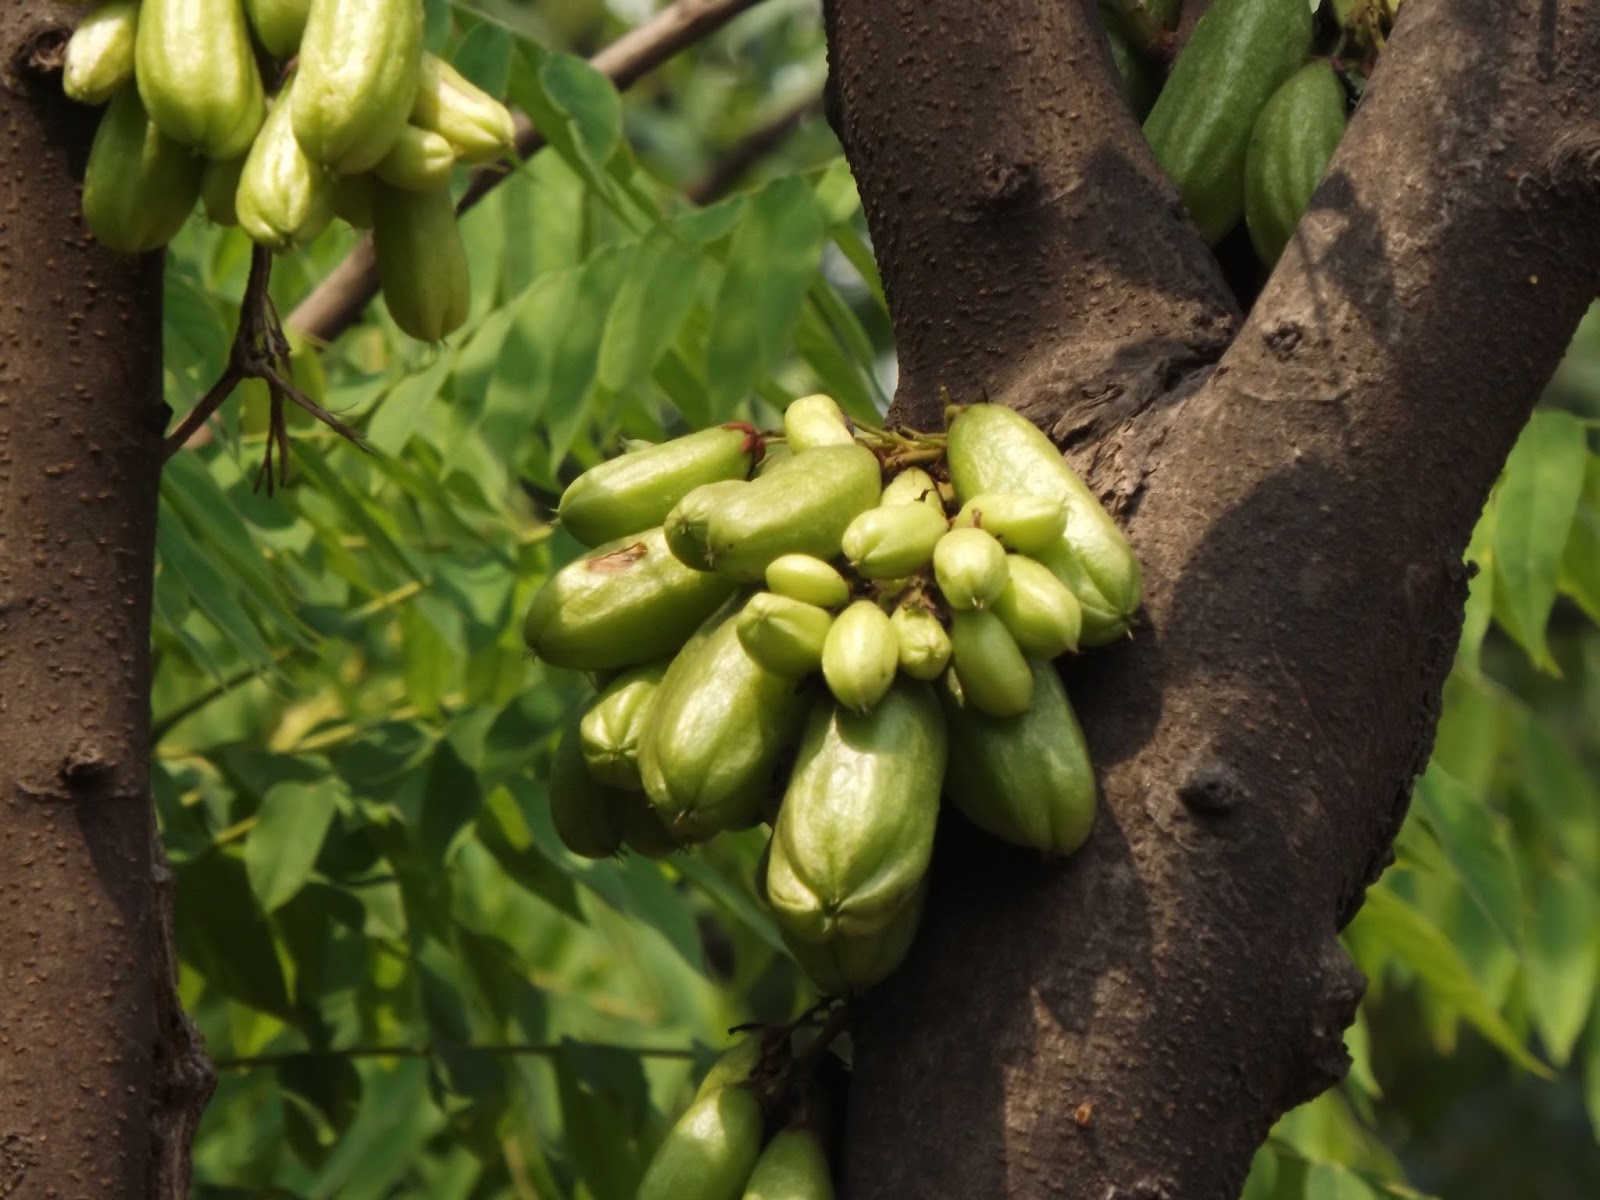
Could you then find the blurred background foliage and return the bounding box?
[148,2,1599,1196]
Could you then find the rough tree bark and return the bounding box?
[0,5,212,1198]
[825,0,1600,1197]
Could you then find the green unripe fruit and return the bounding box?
[292,0,423,173]
[63,0,138,106]
[1141,0,1314,243]
[665,479,751,571]
[637,1086,765,1200]
[879,466,946,514]
[766,684,945,941]
[639,605,808,841]
[993,554,1082,658]
[372,182,470,341]
[82,88,203,255]
[949,610,1032,717]
[566,426,758,549]
[932,527,1009,610]
[523,527,736,671]
[410,52,517,163]
[946,404,1141,644]
[890,604,951,681]
[1102,9,1160,120]
[619,789,681,858]
[743,1128,835,1199]
[695,1037,765,1104]
[548,713,625,860]
[136,0,265,160]
[841,503,948,579]
[941,658,1097,854]
[373,125,457,192]
[736,593,834,678]
[579,661,670,790]
[332,172,375,228]
[765,554,851,610]
[820,600,898,714]
[952,492,1068,555]
[699,444,882,582]
[236,85,336,253]
[781,880,926,997]
[1244,60,1348,267]
[200,155,246,226]
[243,0,310,58]
[783,392,856,451]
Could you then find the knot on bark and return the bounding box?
[1178,758,1246,816]
[2,15,71,95]
[1103,1176,1176,1200]
[1281,942,1367,1108]
[974,155,1039,211]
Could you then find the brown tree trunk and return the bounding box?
[825,0,1600,1196]
[0,6,211,1198]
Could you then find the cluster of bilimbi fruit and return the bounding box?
[62,0,515,341]
[1110,0,1397,265]
[523,397,1141,1012]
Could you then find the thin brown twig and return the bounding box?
[286,0,768,346]
[685,87,823,205]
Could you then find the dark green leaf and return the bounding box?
[245,780,343,912]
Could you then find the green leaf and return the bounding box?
[476,784,584,924]
[1585,998,1600,1141]
[308,1060,441,1200]
[706,175,825,411]
[1523,866,1600,1065]
[538,53,623,175]
[1490,409,1588,671]
[1413,765,1523,950]
[672,854,785,956]
[245,780,342,912]
[1349,887,1548,1076]
[450,21,513,96]
[366,355,453,457]
[420,742,484,869]
[175,850,294,1021]
[556,1040,649,1199]
[1556,454,1600,623]
[596,229,707,394]
[1306,1163,1383,1200]
[1511,711,1600,875]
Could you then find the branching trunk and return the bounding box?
[0,6,211,1197]
[825,0,1600,1196]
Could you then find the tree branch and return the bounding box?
[686,88,823,205]
[831,1,1600,1196]
[211,1040,699,1070]
[286,0,767,345]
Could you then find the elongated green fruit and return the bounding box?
[891,603,951,681]
[993,554,1082,658]
[766,683,945,941]
[946,404,1141,644]
[820,600,898,714]
[736,593,834,678]
[639,605,808,841]
[842,503,948,579]
[620,789,680,858]
[756,442,794,475]
[637,1086,765,1200]
[565,426,759,548]
[932,527,1009,610]
[332,172,375,227]
[63,0,139,106]
[292,0,423,172]
[952,493,1067,555]
[695,1037,764,1104]
[82,88,203,254]
[1244,60,1348,267]
[783,393,855,451]
[374,125,457,192]
[579,660,670,790]
[666,480,751,570]
[136,0,265,160]
[1101,8,1160,120]
[744,1127,835,1199]
[548,713,625,859]
[765,554,851,610]
[949,610,1032,717]
[1141,0,1313,243]
[941,658,1096,854]
[879,466,946,514]
[243,0,310,57]
[372,183,470,341]
[200,154,246,226]
[701,444,882,581]
[781,880,926,996]
[236,85,335,252]
[410,52,516,163]
[523,527,736,671]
